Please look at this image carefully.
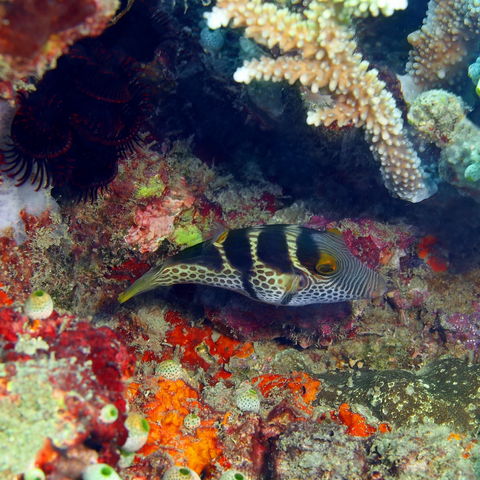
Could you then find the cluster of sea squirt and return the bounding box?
[1,39,151,200]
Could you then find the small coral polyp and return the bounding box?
[23,289,54,320]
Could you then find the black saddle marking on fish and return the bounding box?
[241,274,258,300]
[167,240,223,271]
[222,228,254,273]
[257,225,293,273]
[222,228,259,299]
[296,228,320,274]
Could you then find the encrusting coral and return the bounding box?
[205,0,436,203]
[273,421,479,479]
[316,357,480,432]
[408,89,480,201]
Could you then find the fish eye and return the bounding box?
[315,252,337,275]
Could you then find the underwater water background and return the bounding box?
[1,0,480,478]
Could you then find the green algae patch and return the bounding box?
[135,176,165,199]
[0,358,78,476]
[172,224,203,247]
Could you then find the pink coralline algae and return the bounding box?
[0,306,136,473]
[343,223,414,270]
[0,207,57,302]
[124,178,196,253]
[441,302,480,352]
[306,217,414,270]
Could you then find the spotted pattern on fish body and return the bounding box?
[118,225,387,306]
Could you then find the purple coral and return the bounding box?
[441,302,480,352]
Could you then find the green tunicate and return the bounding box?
[183,413,201,429]
[83,463,122,480]
[162,466,201,480]
[122,413,150,453]
[156,359,185,380]
[99,404,119,423]
[468,58,480,85]
[24,289,54,320]
[235,386,260,413]
[219,471,248,480]
[464,163,480,182]
[24,467,46,480]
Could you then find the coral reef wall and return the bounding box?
[2,1,480,479]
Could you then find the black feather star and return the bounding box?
[1,40,151,201]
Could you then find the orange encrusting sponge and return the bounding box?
[417,235,448,272]
[252,372,321,414]
[140,378,222,473]
[0,283,13,307]
[332,403,391,437]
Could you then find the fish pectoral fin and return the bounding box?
[284,273,301,294]
[279,271,305,305]
[283,270,307,293]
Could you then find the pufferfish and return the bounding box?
[118,225,386,306]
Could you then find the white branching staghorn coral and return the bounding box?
[407,0,480,89]
[329,0,408,19]
[205,0,437,203]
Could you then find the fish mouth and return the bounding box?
[118,284,139,304]
[118,288,135,304]
[118,268,157,303]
